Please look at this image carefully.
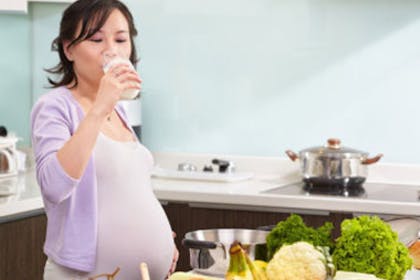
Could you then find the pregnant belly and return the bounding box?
[90,193,174,280]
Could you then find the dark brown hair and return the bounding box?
[46,0,138,88]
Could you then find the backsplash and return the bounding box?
[2,0,420,163]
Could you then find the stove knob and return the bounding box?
[177,163,197,172]
[203,165,214,172]
[212,158,235,173]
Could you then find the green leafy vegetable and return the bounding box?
[332,215,412,280]
[266,214,334,260]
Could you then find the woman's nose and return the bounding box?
[102,49,118,58]
[103,38,119,54]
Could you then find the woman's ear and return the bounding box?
[63,40,74,61]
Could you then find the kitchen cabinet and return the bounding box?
[0,214,46,280]
[0,0,73,14]
[163,202,352,271]
[28,0,74,2]
[0,0,27,13]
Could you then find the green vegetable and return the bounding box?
[332,215,412,280]
[266,214,334,260]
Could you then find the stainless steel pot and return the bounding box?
[286,138,383,187]
[182,228,268,276]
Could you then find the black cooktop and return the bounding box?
[264,182,420,203]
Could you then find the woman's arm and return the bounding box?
[56,109,104,179]
[32,64,141,204]
[31,94,84,204]
[32,97,108,203]
[56,64,141,179]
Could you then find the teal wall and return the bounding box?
[0,2,68,147]
[2,1,420,163]
[0,12,31,146]
[31,3,67,102]
[129,0,420,163]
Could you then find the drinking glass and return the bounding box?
[102,51,140,100]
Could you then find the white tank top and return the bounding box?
[88,133,174,279]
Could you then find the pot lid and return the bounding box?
[300,138,368,157]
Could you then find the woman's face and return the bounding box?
[65,9,132,89]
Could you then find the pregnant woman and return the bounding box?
[31,0,178,279]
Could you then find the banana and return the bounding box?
[252,260,267,272]
[251,260,269,280]
[245,255,268,280]
[225,242,254,280]
[225,242,268,280]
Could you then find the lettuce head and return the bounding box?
[332,215,412,280]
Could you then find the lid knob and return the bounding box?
[327,138,341,149]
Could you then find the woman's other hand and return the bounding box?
[167,232,179,278]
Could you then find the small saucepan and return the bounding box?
[182,228,268,276]
[286,138,383,188]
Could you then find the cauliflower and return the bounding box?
[266,241,328,280]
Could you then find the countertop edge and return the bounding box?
[0,196,44,223]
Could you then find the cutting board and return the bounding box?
[169,272,223,280]
[151,167,254,182]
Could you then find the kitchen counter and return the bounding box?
[1,152,420,222]
[1,152,419,279]
[151,152,420,217]
[0,170,43,223]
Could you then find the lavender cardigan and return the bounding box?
[31,87,133,272]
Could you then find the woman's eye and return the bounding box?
[116,38,128,43]
[89,38,102,43]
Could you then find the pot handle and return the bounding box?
[285,150,299,161]
[361,154,383,165]
[182,238,217,249]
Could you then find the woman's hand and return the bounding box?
[167,232,179,278]
[92,63,142,119]
[168,246,179,275]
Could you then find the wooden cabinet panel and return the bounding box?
[0,215,47,280]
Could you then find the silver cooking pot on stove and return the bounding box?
[286,138,383,188]
[182,228,268,276]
